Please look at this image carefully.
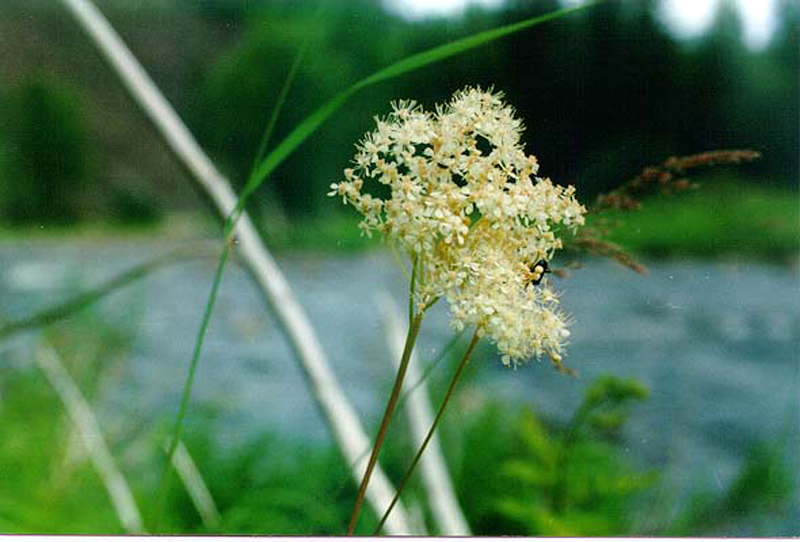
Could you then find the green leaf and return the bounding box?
[517,409,557,467]
[584,376,649,408]
[588,411,626,433]
[501,460,552,487]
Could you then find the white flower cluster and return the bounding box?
[330,87,586,366]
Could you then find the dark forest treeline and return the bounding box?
[0,0,797,224]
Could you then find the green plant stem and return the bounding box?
[408,253,419,325]
[347,311,425,535]
[374,328,480,534]
[153,242,232,531]
[329,328,466,509]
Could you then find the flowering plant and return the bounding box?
[333,87,587,533]
[331,87,586,367]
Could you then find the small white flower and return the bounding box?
[330,87,586,366]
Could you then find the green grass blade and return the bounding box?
[0,246,214,342]
[247,4,321,175]
[225,1,598,229]
[225,87,356,234]
[249,46,307,173]
[354,3,594,90]
[154,242,232,531]
[160,4,324,521]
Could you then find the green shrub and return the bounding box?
[452,376,654,536]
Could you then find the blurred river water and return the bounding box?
[1,239,798,531]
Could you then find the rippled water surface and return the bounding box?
[1,240,798,532]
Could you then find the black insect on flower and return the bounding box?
[525,259,550,287]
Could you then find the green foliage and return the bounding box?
[597,178,800,260]
[491,376,654,536]
[144,409,360,535]
[0,77,89,225]
[447,377,655,535]
[0,347,794,536]
[452,402,525,534]
[496,428,654,535]
[449,374,795,536]
[188,435,354,534]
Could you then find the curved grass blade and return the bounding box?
[224,85,357,235]
[0,246,215,342]
[247,10,318,175]
[225,1,598,231]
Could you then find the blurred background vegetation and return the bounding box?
[0,0,796,257]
